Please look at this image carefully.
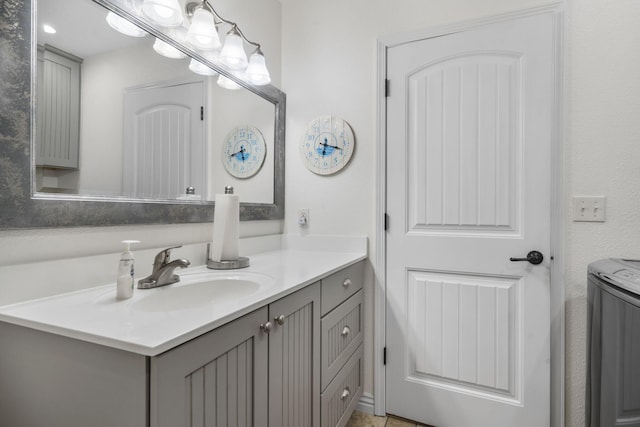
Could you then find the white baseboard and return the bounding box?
[355,393,376,415]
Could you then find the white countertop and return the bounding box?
[0,247,366,356]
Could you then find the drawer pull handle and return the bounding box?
[340,387,351,401]
[274,315,285,325]
[341,326,351,337]
[260,322,273,333]
[342,278,352,288]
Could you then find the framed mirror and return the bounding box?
[0,0,285,229]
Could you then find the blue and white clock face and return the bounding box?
[300,116,355,175]
[222,125,266,179]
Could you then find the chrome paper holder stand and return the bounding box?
[206,243,250,270]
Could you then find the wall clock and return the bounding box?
[222,125,267,178]
[300,115,355,175]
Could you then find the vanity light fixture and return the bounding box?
[42,24,57,34]
[106,11,147,37]
[153,37,187,59]
[103,0,272,88]
[186,4,221,50]
[189,57,219,76]
[219,26,248,70]
[142,0,183,27]
[185,0,271,87]
[217,75,242,90]
[245,48,271,86]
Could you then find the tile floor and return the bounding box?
[346,410,433,427]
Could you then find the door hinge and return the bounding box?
[385,79,390,97]
[383,347,387,365]
[200,106,204,121]
[384,213,389,231]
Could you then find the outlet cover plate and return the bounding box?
[572,196,606,222]
[298,208,309,227]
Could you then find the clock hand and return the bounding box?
[321,138,327,157]
[229,146,249,161]
[319,141,342,150]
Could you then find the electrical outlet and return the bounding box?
[298,208,309,227]
[572,196,606,222]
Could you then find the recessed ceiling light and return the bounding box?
[42,24,56,34]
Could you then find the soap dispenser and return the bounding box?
[116,240,140,299]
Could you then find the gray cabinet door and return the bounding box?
[269,282,321,427]
[151,307,269,427]
[36,46,81,169]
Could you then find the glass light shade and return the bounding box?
[217,75,241,90]
[153,38,186,59]
[220,30,248,70]
[106,12,147,37]
[186,8,221,50]
[141,0,183,27]
[245,51,271,86]
[189,58,218,76]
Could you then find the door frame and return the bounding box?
[373,4,565,426]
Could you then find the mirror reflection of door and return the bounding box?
[122,80,206,200]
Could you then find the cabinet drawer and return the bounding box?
[320,344,363,427]
[321,261,364,316]
[321,290,363,390]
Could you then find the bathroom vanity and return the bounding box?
[0,248,365,427]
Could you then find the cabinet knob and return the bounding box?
[260,321,273,333]
[341,326,351,337]
[342,278,352,288]
[274,315,285,325]
[340,387,351,401]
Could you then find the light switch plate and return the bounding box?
[572,196,606,222]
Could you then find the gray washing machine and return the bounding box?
[587,258,640,427]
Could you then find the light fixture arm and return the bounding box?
[201,0,261,50]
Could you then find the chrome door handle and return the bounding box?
[510,250,544,265]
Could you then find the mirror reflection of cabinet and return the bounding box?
[36,45,81,169]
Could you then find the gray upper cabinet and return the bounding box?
[36,45,81,169]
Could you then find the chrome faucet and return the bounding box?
[138,245,190,289]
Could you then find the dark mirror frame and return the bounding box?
[0,0,285,229]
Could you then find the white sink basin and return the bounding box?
[133,272,274,312]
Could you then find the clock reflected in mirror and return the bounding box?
[300,115,355,175]
[222,125,267,179]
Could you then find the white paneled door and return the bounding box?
[385,11,558,427]
[123,80,205,200]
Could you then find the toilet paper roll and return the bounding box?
[210,192,240,262]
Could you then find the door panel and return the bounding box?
[386,11,557,427]
[123,80,205,199]
[409,54,521,233]
[405,271,520,399]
